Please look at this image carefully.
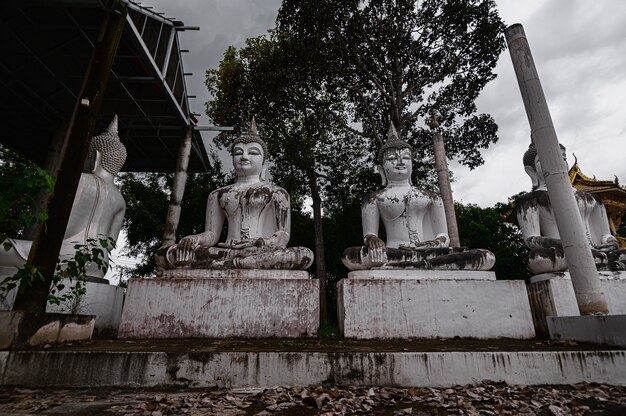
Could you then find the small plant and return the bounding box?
[319,323,339,338]
[49,236,116,309]
[0,236,115,312]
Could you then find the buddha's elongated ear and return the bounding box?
[524,165,539,189]
[377,165,387,187]
[260,160,270,181]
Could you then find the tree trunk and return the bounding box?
[429,116,461,247]
[308,168,328,325]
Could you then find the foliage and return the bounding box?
[276,0,506,169]
[0,237,114,313]
[206,36,372,213]
[118,154,227,279]
[455,202,531,281]
[0,145,55,244]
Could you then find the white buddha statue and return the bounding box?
[341,125,495,271]
[516,143,626,274]
[1,116,126,280]
[155,120,314,270]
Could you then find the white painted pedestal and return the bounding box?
[118,270,319,339]
[528,271,626,337]
[0,267,124,332]
[337,270,535,339]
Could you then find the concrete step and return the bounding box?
[2,349,624,388]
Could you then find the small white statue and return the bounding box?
[516,143,625,273]
[1,116,127,279]
[155,120,314,270]
[341,125,495,271]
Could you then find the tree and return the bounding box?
[118,154,227,279]
[276,0,505,166]
[455,202,531,281]
[0,145,55,244]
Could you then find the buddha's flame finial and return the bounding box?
[248,117,258,136]
[106,114,119,136]
[387,123,398,141]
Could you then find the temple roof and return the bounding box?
[0,0,213,172]
[569,163,626,203]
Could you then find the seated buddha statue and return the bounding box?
[155,120,314,270]
[341,125,495,271]
[1,116,127,280]
[516,143,626,274]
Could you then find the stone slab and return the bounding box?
[337,278,535,339]
[118,276,319,339]
[347,270,496,280]
[548,315,626,348]
[0,311,95,350]
[158,269,310,279]
[528,271,626,338]
[1,349,624,388]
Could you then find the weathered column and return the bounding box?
[505,24,608,314]
[428,114,460,247]
[161,125,193,247]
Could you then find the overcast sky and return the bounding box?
[146,0,626,207]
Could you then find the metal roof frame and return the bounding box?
[0,0,211,172]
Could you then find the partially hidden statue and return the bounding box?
[341,125,495,271]
[155,120,314,270]
[516,143,626,273]
[1,116,127,280]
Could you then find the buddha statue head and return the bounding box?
[377,124,413,186]
[88,115,127,177]
[231,118,269,181]
[523,142,566,189]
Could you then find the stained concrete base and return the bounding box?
[1,349,624,388]
[337,272,535,339]
[548,315,626,348]
[528,271,626,337]
[118,272,319,339]
[0,311,95,349]
[0,269,125,331]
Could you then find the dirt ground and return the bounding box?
[1,382,626,415]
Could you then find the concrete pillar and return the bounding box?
[505,24,608,314]
[428,114,460,247]
[161,125,193,247]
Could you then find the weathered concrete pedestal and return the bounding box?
[0,267,124,332]
[118,270,319,339]
[548,315,626,348]
[528,271,626,337]
[47,279,125,332]
[337,271,535,339]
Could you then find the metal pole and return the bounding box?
[161,125,193,247]
[505,23,608,314]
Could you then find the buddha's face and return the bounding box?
[233,142,264,177]
[382,147,412,182]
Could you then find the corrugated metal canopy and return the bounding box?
[0,0,210,172]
